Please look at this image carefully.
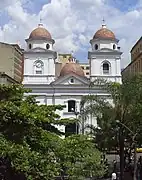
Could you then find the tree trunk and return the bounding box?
[119,128,124,180]
[133,134,137,180]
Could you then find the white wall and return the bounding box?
[27,39,53,51]
[91,39,118,51]
[24,53,55,75]
[23,53,56,84]
[26,87,111,134]
[90,56,121,74]
[89,38,122,83]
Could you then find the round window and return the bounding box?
[95,44,98,50]
[29,44,32,49]
[46,44,50,49]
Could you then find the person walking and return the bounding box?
[111,172,117,180]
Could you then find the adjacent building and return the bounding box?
[122,37,142,78]
[55,54,72,77]
[80,63,90,78]
[23,22,122,134]
[0,42,24,84]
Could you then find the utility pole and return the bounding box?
[132,134,137,180]
[116,120,137,180]
[119,127,124,180]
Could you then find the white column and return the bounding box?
[116,58,121,76]
[90,57,96,76]
[48,58,55,75]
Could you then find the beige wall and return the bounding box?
[0,74,18,84]
[55,62,62,77]
[122,37,142,78]
[58,54,71,65]
[0,43,23,83]
[55,54,72,77]
[80,63,90,78]
[131,37,142,62]
[13,45,23,82]
[0,43,14,77]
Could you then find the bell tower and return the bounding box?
[23,23,57,84]
[88,21,122,83]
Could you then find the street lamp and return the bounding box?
[71,106,79,134]
[116,120,137,180]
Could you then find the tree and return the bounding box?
[56,134,106,180]
[0,84,66,179]
[0,84,106,180]
[80,75,142,179]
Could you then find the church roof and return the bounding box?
[60,59,85,77]
[93,24,115,40]
[29,24,52,40]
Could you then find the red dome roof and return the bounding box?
[60,62,84,77]
[93,25,115,40]
[29,24,52,40]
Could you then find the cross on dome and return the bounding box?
[102,17,106,28]
[92,18,115,40]
[38,16,43,27]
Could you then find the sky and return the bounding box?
[0,0,142,68]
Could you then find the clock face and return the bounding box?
[36,62,41,68]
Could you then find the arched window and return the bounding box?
[68,100,75,112]
[34,60,44,74]
[113,44,116,50]
[66,100,79,135]
[29,43,32,49]
[103,62,110,74]
[95,44,98,50]
[46,44,50,49]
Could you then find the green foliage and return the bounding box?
[81,75,142,151]
[0,84,105,179]
[56,135,106,179]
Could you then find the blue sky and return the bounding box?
[22,0,51,14]
[108,0,139,12]
[0,0,142,67]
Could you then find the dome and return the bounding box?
[29,24,52,40]
[93,24,115,40]
[60,62,85,77]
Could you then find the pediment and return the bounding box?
[51,73,89,86]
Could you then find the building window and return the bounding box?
[86,66,89,70]
[95,44,98,50]
[65,123,77,137]
[86,72,89,75]
[70,78,74,83]
[81,66,84,69]
[29,44,32,49]
[46,44,50,49]
[68,100,75,112]
[34,60,44,75]
[103,62,110,74]
[113,44,116,50]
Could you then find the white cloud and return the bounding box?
[0,0,142,67]
[0,0,18,9]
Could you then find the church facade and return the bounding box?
[23,22,122,134]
